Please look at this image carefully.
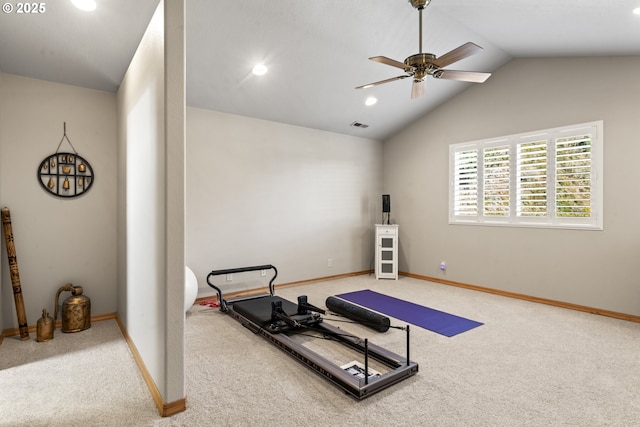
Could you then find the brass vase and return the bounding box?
[36,308,54,342]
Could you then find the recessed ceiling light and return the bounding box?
[634,7,640,15]
[71,0,96,11]
[252,63,268,76]
[365,96,378,106]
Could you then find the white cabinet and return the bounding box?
[375,224,398,280]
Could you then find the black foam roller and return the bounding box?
[325,296,390,332]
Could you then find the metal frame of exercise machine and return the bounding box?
[206,264,419,400]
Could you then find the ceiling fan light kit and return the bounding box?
[356,0,491,99]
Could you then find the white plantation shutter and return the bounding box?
[555,134,592,218]
[517,139,547,217]
[483,145,510,217]
[453,148,478,217]
[449,121,602,230]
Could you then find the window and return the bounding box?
[449,121,603,230]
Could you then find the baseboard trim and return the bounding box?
[277,270,373,289]
[1,312,118,340]
[114,316,187,417]
[400,271,640,323]
[162,398,188,417]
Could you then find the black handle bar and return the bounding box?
[206,264,278,312]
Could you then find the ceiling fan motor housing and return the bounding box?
[409,0,431,10]
[404,53,437,79]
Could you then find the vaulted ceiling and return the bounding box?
[1,0,639,140]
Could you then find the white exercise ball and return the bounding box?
[185,266,198,312]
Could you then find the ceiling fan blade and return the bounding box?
[370,56,411,70]
[356,75,410,89]
[434,70,491,83]
[432,42,483,68]
[411,79,425,99]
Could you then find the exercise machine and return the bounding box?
[206,264,418,400]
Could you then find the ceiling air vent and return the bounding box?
[350,121,369,129]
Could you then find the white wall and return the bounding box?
[0,72,117,331]
[186,107,382,295]
[117,0,185,405]
[383,57,640,315]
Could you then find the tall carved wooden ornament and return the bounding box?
[1,207,29,340]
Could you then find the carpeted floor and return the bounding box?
[2,275,640,426]
[0,317,159,426]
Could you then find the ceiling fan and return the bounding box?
[356,0,491,99]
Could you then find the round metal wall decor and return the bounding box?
[38,152,94,198]
[37,123,95,198]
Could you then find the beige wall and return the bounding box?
[383,57,640,315]
[116,0,185,405]
[0,72,117,330]
[186,107,383,294]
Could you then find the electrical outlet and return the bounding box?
[260,269,266,277]
[327,258,333,267]
[226,274,233,282]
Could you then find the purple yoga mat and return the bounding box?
[335,289,483,337]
